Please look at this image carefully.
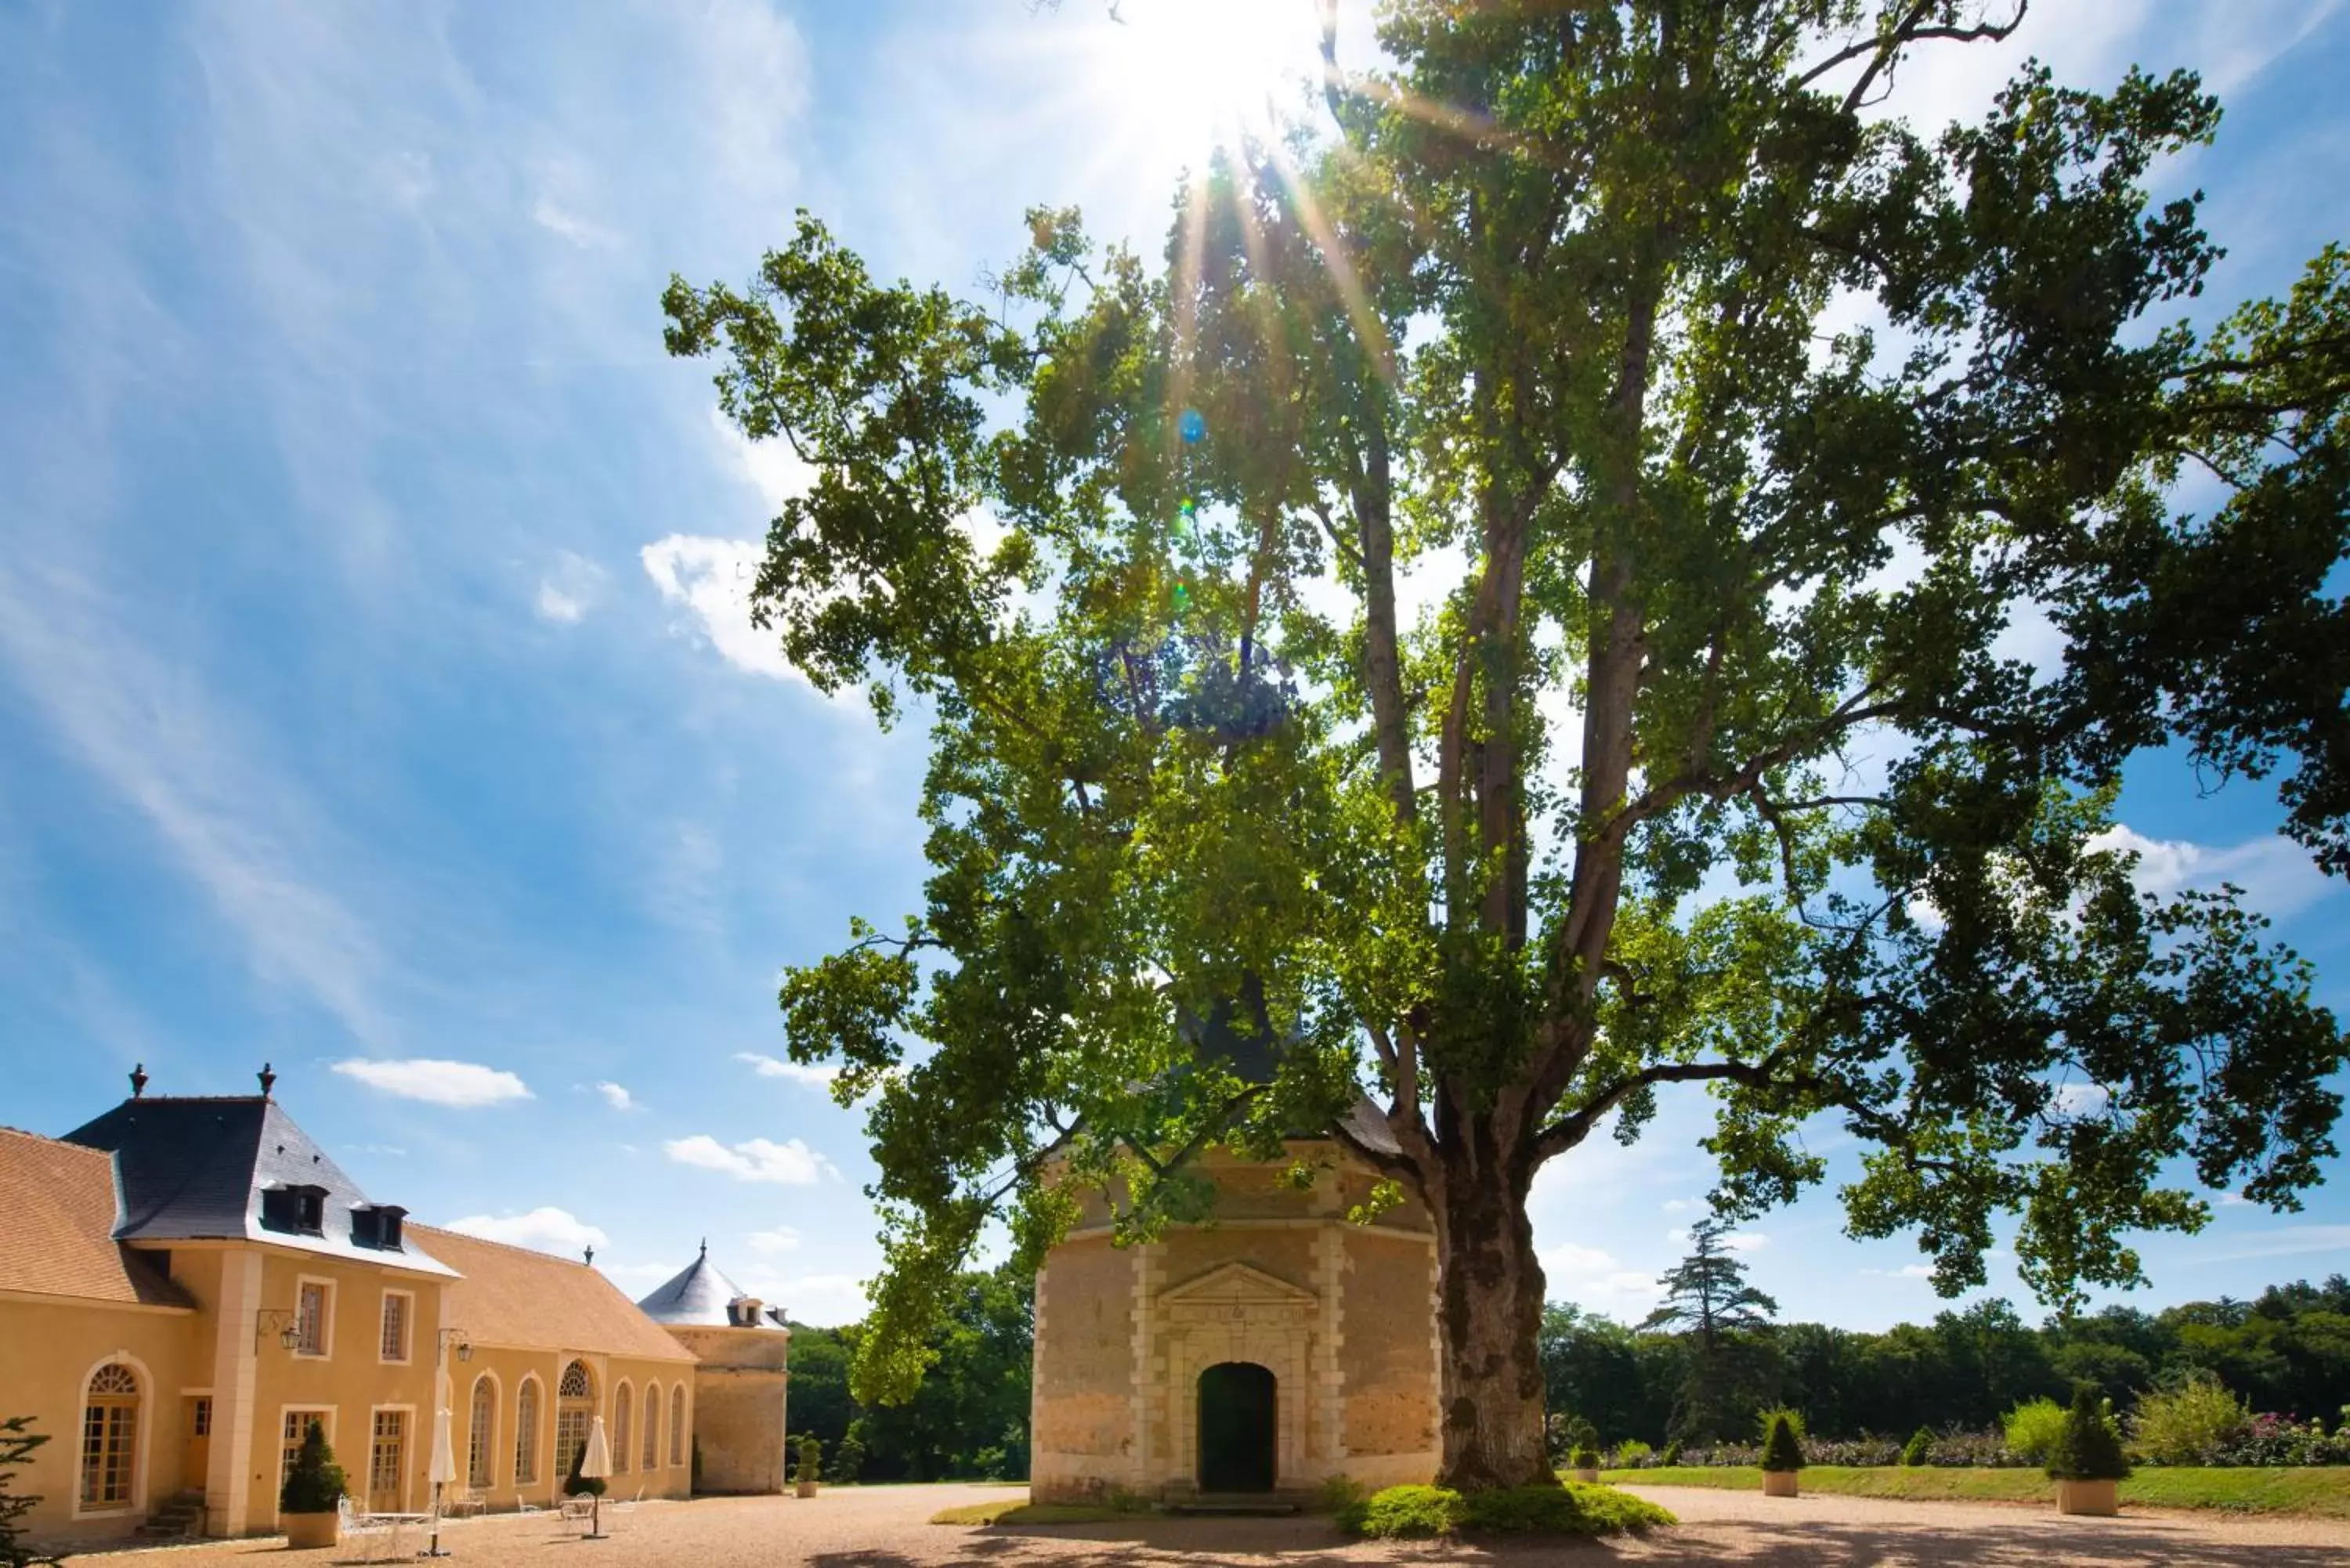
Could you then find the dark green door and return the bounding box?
[1196,1362,1277,1492]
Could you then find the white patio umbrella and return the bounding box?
[424,1365,457,1558]
[580,1417,613,1541]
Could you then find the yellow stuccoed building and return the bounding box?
[0,1069,788,1548]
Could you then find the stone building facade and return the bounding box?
[634,1248,791,1495]
[1029,1145,1441,1502]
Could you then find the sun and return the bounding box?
[1083,0,1327,172]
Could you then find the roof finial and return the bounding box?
[700,1237,707,1259]
[584,1245,596,1266]
[258,1062,277,1097]
[129,1063,149,1099]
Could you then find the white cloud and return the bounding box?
[1661,1198,1695,1213]
[640,533,796,681]
[734,1050,840,1087]
[598,1260,679,1284]
[349,1143,407,1157]
[762,1272,868,1327]
[534,548,603,625]
[2048,1082,2110,1117]
[746,1226,802,1255]
[2192,1224,2350,1264]
[1542,1242,1665,1314]
[1668,1227,1769,1253]
[595,1081,637,1112]
[663,1133,835,1184]
[2088,825,2334,919]
[1861,1263,1940,1280]
[332,1057,532,1107]
[710,406,815,513]
[445,1205,607,1256]
[530,196,618,251]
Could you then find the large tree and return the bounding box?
[1643,1218,1781,1438]
[664,0,2350,1490]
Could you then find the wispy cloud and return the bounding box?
[536,549,605,624]
[334,1057,533,1107]
[444,1205,607,1256]
[746,1225,801,1255]
[2090,824,2335,919]
[663,1133,835,1184]
[733,1050,840,1088]
[530,196,619,251]
[1542,1241,1665,1314]
[594,1081,637,1112]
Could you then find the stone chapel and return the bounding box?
[1027,1105,1444,1502]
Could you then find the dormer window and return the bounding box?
[260,1183,328,1236]
[351,1205,407,1250]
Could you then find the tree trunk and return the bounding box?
[1430,1127,1553,1491]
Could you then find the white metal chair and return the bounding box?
[335,1498,394,1563]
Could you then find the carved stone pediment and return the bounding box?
[1159,1261,1318,1327]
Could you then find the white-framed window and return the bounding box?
[641,1383,659,1472]
[295,1278,333,1358]
[79,1364,141,1509]
[554,1361,594,1481]
[668,1385,684,1467]
[467,1375,497,1490]
[280,1407,336,1501]
[378,1290,413,1363]
[611,1380,631,1474]
[513,1377,541,1486]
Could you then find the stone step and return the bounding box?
[1166,1496,1302,1517]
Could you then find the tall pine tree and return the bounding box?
[1643,1220,1780,1441]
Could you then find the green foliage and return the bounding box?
[1569,1446,1601,1471]
[2049,1386,2131,1481]
[2003,1397,2069,1465]
[1659,1441,1683,1467]
[1599,1465,2350,1517]
[0,1417,60,1568]
[562,1443,606,1499]
[1902,1428,1933,1467]
[796,1436,822,1484]
[279,1420,347,1515]
[667,0,2350,1479]
[1337,1484,1460,1539]
[1761,1411,1806,1472]
[1312,1473,1368,1516]
[826,1425,866,1483]
[1341,1483,1672,1538]
[2131,1372,2250,1465]
[1460,1483,1676,1534]
[1614,1440,1654,1467]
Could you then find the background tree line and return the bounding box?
[1544,1270,2350,1447]
[785,1261,1033,1483]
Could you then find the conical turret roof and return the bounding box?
[634,1241,786,1328]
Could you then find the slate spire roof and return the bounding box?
[62,1092,454,1276]
[635,1241,787,1329]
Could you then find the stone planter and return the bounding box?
[2055,1479,2118,1517]
[1761,1469,1799,1498]
[1571,1467,1599,1483]
[795,1479,818,1499]
[281,1512,339,1550]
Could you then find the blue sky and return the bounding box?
[2,0,2345,1332]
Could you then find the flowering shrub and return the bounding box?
[2131,1375,2249,1465]
[1597,1405,2350,1469]
[2204,1411,2350,1467]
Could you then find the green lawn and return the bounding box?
[1599,1465,2350,1519]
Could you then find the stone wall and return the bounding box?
[1029,1237,1136,1500]
[1336,1227,1441,1487]
[671,1326,787,1495]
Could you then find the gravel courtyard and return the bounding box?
[64,1483,2350,1568]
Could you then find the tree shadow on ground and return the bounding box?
[831,1508,2350,1568]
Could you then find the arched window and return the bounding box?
[669,1385,685,1467]
[467,1375,497,1489]
[80,1364,140,1508]
[513,1376,542,1486]
[641,1383,660,1471]
[611,1380,631,1474]
[555,1360,595,1480]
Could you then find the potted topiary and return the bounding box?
[1759,1411,1805,1498]
[1901,1427,1933,1467]
[278,1419,346,1550]
[1568,1443,1601,1483]
[794,1436,821,1499]
[2047,1386,2129,1516]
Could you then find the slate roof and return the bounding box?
[635,1245,789,1329]
[61,1095,455,1277]
[417,1224,698,1361]
[0,1127,193,1308]
[1177,985,1401,1158]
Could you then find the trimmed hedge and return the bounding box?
[1340,1482,1675,1538]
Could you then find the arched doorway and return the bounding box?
[1195,1362,1277,1493]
